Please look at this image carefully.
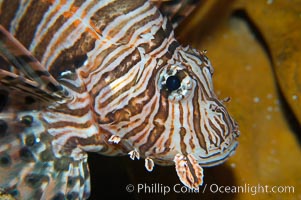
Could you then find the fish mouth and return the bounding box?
[196,140,239,167]
[140,140,239,167]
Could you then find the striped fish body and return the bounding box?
[0,0,239,199]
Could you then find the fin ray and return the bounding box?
[0,70,60,103]
[0,25,67,99]
[153,0,201,28]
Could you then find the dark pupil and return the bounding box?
[166,75,181,91]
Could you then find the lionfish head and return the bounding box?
[102,46,239,189]
[155,45,240,163]
[146,45,239,188]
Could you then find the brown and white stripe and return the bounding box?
[0,0,239,196]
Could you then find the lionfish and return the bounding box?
[0,0,239,199]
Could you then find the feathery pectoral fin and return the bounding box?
[174,153,203,190]
[0,25,67,99]
[0,70,61,103]
[0,111,91,199]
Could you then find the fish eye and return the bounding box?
[158,66,193,101]
[166,75,181,91]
